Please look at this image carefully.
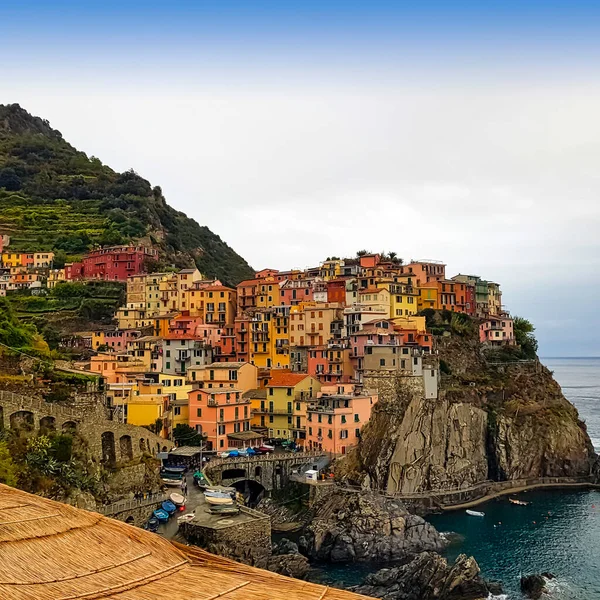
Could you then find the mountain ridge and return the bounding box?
[0,103,254,286]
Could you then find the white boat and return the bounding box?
[170,492,185,506]
[205,495,234,506]
[177,513,195,524]
[466,509,485,517]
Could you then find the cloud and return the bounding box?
[2,63,598,355]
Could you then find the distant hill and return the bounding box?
[0,104,254,286]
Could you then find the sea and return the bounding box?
[311,358,600,599]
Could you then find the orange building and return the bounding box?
[306,389,378,454]
[188,387,256,451]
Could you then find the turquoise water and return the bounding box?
[427,357,600,599]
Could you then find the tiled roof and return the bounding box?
[267,371,311,387]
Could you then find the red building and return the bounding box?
[65,246,158,282]
[327,279,346,304]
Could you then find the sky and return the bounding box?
[1,1,599,356]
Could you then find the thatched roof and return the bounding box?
[0,484,371,599]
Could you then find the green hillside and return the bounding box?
[0,104,254,285]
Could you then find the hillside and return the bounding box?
[0,104,254,285]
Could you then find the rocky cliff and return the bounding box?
[340,333,595,494]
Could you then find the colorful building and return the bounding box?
[479,316,514,346]
[188,388,254,450]
[306,389,378,454]
[252,372,321,439]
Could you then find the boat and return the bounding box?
[509,498,530,506]
[146,517,159,532]
[162,465,186,474]
[466,510,485,517]
[177,513,195,524]
[204,491,233,499]
[209,505,240,515]
[153,508,169,523]
[205,495,234,506]
[162,500,177,514]
[170,492,186,507]
[161,474,184,486]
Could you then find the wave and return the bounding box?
[487,594,508,600]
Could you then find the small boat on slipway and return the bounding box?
[466,510,485,517]
[205,495,234,506]
[170,493,186,508]
[162,500,177,515]
[153,508,169,523]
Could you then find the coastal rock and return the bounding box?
[266,553,310,579]
[353,552,497,600]
[520,573,547,599]
[301,490,445,563]
[273,537,300,555]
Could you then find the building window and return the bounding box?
[379,358,385,366]
[341,415,346,424]
[166,362,170,369]
[269,387,274,396]
[340,430,348,439]
[174,406,181,416]
[196,408,202,417]
[286,387,292,396]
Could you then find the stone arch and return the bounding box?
[39,415,56,432]
[254,465,262,478]
[101,431,116,467]
[139,438,146,453]
[62,420,77,433]
[231,479,266,507]
[222,468,246,480]
[125,515,135,525]
[275,465,282,476]
[10,410,34,431]
[119,435,133,462]
[0,405,4,430]
[162,446,168,453]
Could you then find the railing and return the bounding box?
[97,492,168,516]
[335,475,596,503]
[205,450,329,471]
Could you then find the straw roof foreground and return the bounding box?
[0,484,372,600]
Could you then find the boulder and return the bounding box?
[353,552,497,600]
[266,553,310,579]
[520,574,547,599]
[301,490,445,563]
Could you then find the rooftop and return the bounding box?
[0,484,368,599]
[267,371,312,388]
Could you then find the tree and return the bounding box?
[513,316,539,359]
[356,249,370,257]
[173,423,205,447]
[0,442,18,486]
[0,168,22,191]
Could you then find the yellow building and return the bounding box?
[121,380,169,432]
[157,373,193,429]
[255,277,279,310]
[390,314,427,333]
[47,269,66,289]
[1,252,22,268]
[269,308,290,369]
[253,372,320,439]
[417,284,439,311]
[357,288,391,318]
[183,283,237,326]
[319,259,343,280]
[187,362,258,393]
[127,336,163,372]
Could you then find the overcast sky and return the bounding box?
[2,1,599,356]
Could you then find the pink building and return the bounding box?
[479,316,515,346]
[279,278,315,305]
[104,330,141,351]
[188,388,259,451]
[306,389,378,455]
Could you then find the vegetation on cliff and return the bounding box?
[0,104,254,285]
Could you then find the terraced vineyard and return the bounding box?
[0,192,107,253]
[0,104,254,285]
